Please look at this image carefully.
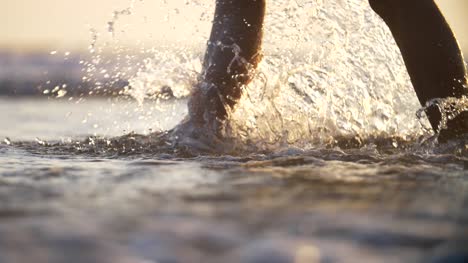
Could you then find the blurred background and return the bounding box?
[1,0,467,97]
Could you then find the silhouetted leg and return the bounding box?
[369,0,468,140]
[188,0,266,132]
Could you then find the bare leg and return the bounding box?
[369,0,468,140]
[187,0,266,133]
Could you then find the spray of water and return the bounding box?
[223,0,426,149]
[77,0,468,153]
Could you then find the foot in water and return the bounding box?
[369,0,468,142]
[169,0,266,151]
[171,0,468,149]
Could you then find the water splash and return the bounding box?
[417,95,468,133]
[76,0,468,151]
[107,0,138,37]
[224,0,425,149]
[125,46,201,105]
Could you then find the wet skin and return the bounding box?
[187,0,468,140]
[187,0,266,133]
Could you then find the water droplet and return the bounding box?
[56,90,68,98]
[52,86,60,93]
[35,138,46,145]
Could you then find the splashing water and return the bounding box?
[418,95,468,134]
[228,0,427,148]
[99,0,426,149]
[74,0,468,154]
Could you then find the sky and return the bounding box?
[0,0,211,51]
[1,0,468,52]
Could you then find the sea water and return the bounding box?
[1,0,468,262]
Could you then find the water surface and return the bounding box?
[1,98,467,263]
[2,1,468,262]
